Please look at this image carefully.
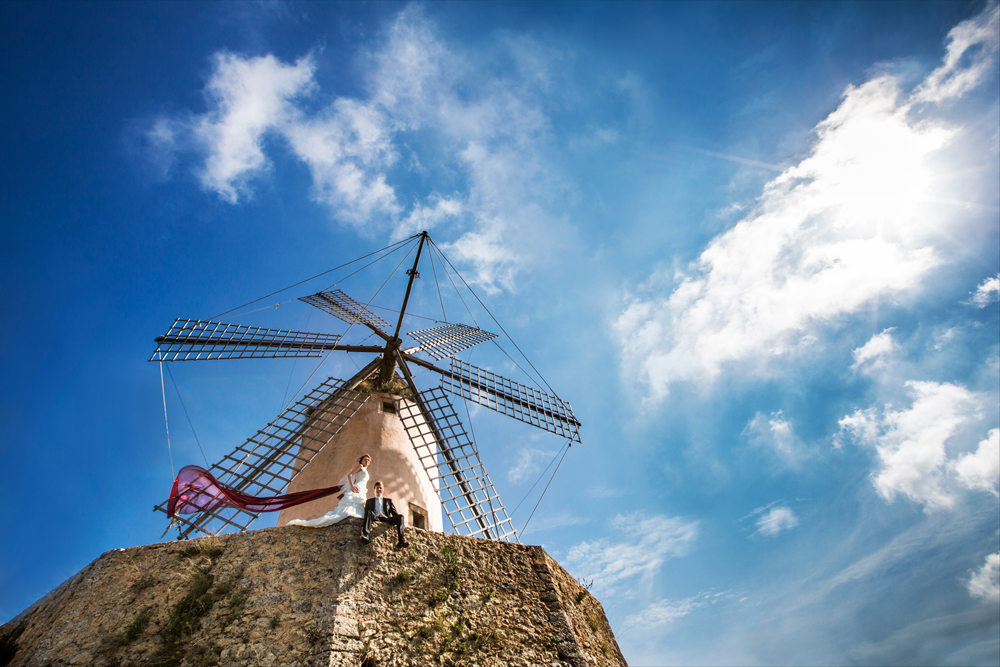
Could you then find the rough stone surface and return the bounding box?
[1,522,626,667]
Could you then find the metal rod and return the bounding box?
[391,231,427,341]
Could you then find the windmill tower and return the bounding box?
[151,231,581,542]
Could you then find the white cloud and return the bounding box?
[395,195,463,241]
[743,410,805,464]
[140,117,181,181]
[933,327,957,350]
[755,506,800,537]
[565,513,698,595]
[588,482,626,500]
[282,98,401,225]
[442,223,520,295]
[507,445,556,484]
[520,509,590,536]
[615,5,1000,404]
[837,381,989,510]
[951,428,1000,495]
[149,6,572,289]
[623,591,727,630]
[193,53,315,202]
[852,328,897,370]
[969,274,1000,307]
[914,3,1000,104]
[966,552,1000,602]
[368,4,449,121]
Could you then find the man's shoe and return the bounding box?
[396,540,409,548]
[360,534,371,544]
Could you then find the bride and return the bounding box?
[287,454,371,528]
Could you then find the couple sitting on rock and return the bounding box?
[287,454,409,548]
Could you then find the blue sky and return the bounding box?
[2,2,998,664]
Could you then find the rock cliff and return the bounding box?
[1,521,626,667]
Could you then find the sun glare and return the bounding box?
[805,84,953,235]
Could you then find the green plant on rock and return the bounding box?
[396,569,413,584]
[147,562,220,667]
[439,544,461,589]
[116,607,154,646]
[575,590,586,603]
[161,569,215,645]
[429,588,449,607]
[586,611,600,633]
[356,376,410,396]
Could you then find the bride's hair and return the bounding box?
[358,453,371,465]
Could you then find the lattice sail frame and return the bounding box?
[407,323,498,360]
[155,378,369,538]
[300,289,390,331]
[395,387,518,542]
[442,359,581,443]
[151,319,344,362]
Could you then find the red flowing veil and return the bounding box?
[166,465,342,518]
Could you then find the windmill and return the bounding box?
[151,232,581,543]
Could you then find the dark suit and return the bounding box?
[363,496,406,543]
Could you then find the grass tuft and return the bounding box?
[117,607,154,645]
[586,611,601,633]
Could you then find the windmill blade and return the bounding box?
[150,319,344,362]
[442,359,582,443]
[406,323,498,360]
[394,387,518,543]
[154,377,370,538]
[300,289,390,336]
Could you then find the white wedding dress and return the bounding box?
[287,467,368,528]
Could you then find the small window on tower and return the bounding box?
[381,400,397,414]
[409,503,428,530]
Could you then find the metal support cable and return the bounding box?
[365,241,418,324]
[265,247,411,422]
[429,238,557,396]
[212,234,418,321]
[510,441,566,516]
[320,235,419,294]
[281,308,312,410]
[164,363,210,468]
[428,242,448,323]
[429,242,480,328]
[520,441,571,536]
[159,362,174,479]
[366,304,446,324]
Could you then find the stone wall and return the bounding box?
[1,522,627,667]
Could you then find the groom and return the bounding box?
[361,480,409,548]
